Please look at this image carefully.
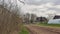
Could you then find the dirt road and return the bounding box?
[25,25,60,34]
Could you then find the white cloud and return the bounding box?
[55,5,60,9]
[46,10,56,14]
[24,0,60,5]
[2,0,60,17]
[45,3,55,8]
[21,2,60,17]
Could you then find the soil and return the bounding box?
[25,25,60,34]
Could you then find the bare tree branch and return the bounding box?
[18,0,25,5]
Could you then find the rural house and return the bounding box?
[36,17,48,23]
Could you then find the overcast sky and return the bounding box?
[0,0,60,17]
[21,0,60,17]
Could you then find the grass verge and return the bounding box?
[19,26,29,34]
[37,23,60,27]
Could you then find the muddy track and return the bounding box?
[26,27,34,34]
[25,25,60,34]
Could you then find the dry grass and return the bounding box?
[0,5,22,34]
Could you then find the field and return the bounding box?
[19,23,60,34]
[37,23,60,27]
[25,24,60,34]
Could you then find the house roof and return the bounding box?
[53,15,60,19]
[36,17,47,21]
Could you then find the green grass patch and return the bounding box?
[19,27,29,34]
[37,23,60,27]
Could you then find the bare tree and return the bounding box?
[0,0,23,34]
[30,13,37,23]
[23,13,37,24]
[23,13,30,23]
[46,13,56,20]
[18,0,25,4]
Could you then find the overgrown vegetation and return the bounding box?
[0,5,22,34]
[19,26,29,34]
[0,0,24,34]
